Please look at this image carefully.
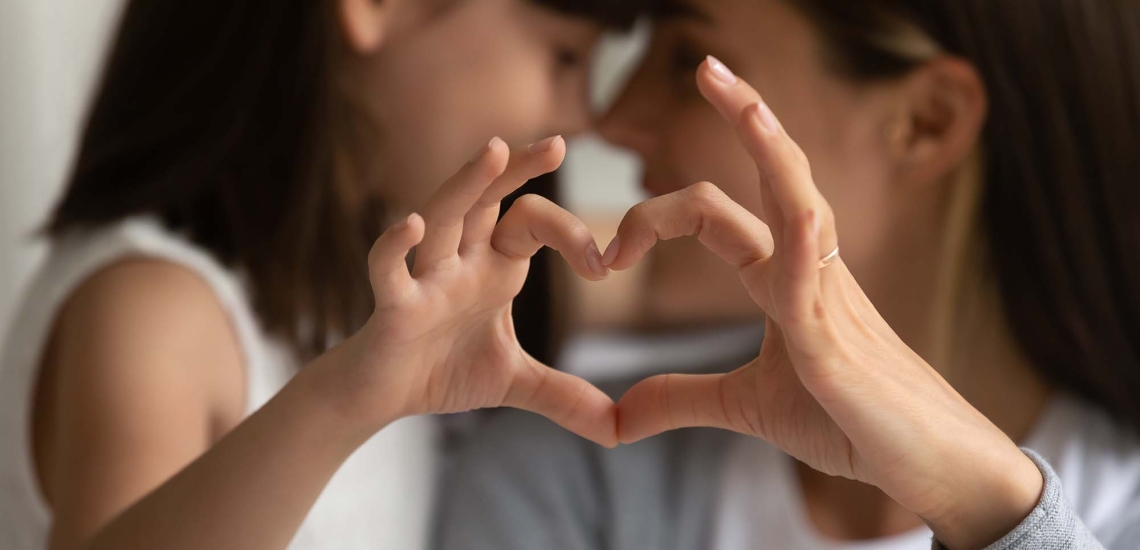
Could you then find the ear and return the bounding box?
[338,0,394,53]
[885,57,988,188]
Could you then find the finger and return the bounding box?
[616,369,755,444]
[505,357,618,448]
[367,213,425,308]
[460,136,566,252]
[696,56,837,257]
[601,182,774,272]
[775,209,831,352]
[491,194,609,281]
[414,137,510,274]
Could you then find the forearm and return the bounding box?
[931,450,1105,550]
[78,347,379,550]
[922,438,1045,549]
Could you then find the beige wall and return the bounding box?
[0,0,125,344]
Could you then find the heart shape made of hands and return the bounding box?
[351,57,1042,548]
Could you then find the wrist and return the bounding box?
[926,443,1043,549]
[289,335,402,447]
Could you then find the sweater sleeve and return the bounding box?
[932,448,1128,550]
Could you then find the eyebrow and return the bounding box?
[651,0,715,24]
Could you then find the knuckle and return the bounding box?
[626,200,654,226]
[823,205,837,232]
[785,296,828,326]
[811,298,829,322]
[512,193,549,213]
[687,181,724,205]
[786,209,815,234]
[789,143,811,171]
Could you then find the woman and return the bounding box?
[0,0,641,548]
[437,1,1140,548]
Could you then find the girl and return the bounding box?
[0,0,639,548]
[438,1,1140,548]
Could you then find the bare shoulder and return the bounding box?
[46,257,247,427]
[34,258,247,533]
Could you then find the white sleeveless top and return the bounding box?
[0,217,440,549]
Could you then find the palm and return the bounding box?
[726,317,859,480]
[386,253,530,416]
[339,137,617,447]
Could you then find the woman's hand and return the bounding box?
[609,58,1043,548]
[325,136,617,447]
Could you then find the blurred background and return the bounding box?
[0,0,648,350]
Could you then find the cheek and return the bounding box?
[796,122,894,279]
[370,38,554,211]
[663,107,764,212]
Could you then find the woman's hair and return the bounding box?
[47,0,640,360]
[786,1,1140,430]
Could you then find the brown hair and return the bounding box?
[46,0,640,360]
[787,0,1140,430]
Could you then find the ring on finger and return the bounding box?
[819,246,840,268]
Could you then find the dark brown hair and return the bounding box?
[46,0,640,361]
[787,0,1140,430]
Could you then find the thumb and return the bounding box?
[617,370,756,444]
[503,354,618,448]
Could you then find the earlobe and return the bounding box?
[338,0,388,53]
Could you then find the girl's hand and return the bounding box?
[327,136,617,447]
[609,58,1043,547]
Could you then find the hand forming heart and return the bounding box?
[331,58,1044,549]
[601,57,1044,549]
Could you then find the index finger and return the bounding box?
[695,56,836,255]
[602,182,774,272]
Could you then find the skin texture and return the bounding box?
[335,0,600,216]
[40,138,614,550]
[31,0,610,547]
[31,0,1051,548]
[597,0,1051,544]
[608,58,1045,549]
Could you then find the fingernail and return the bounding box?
[707,55,737,85]
[586,242,609,278]
[752,101,779,135]
[528,135,561,153]
[601,236,621,266]
[475,137,503,162]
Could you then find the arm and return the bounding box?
[39,260,248,549]
[39,136,618,550]
[932,448,1140,550]
[935,450,1103,550]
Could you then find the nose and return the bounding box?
[597,64,662,158]
[551,90,594,139]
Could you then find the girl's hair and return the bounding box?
[786,1,1140,430]
[46,0,640,360]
